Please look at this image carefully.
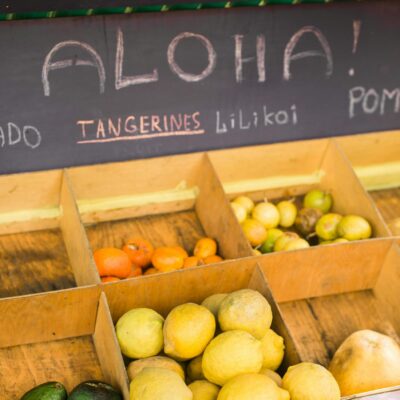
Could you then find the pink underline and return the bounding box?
[77,129,205,144]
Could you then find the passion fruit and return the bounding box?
[274,232,299,252]
[242,219,268,247]
[231,202,247,224]
[233,196,254,215]
[337,215,372,241]
[283,238,310,251]
[295,208,323,237]
[260,228,284,254]
[315,213,343,241]
[277,200,297,228]
[303,189,333,214]
[252,202,280,229]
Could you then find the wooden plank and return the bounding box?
[250,265,301,370]
[103,258,256,322]
[208,139,328,188]
[86,210,205,256]
[0,227,75,298]
[370,188,400,228]
[68,153,204,201]
[374,243,400,333]
[257,239,393,303]
[195,155,252,259]
[320,140,390,238]
[60,171,100,286]
[0,286,100,348]
[279,290,400,367]
[94,293,130,400]
[0,336,104,399]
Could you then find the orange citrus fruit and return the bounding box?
[172,246,189,259]
[152,247,185,272]
[128,265,143,278]
[183,256,201,268]
[194,238,217,259]
[101,276,121,283]
[203,255,223,265]
[144,267,159,275]
[94,248,131,278]
[122,238,154,268]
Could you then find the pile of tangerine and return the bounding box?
[94,237,223,283]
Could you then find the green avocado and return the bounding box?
[20,381,67,400]
[68,381,122,400]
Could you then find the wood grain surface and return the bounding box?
[86,210,206,255]
[370,188,400,226]
[279,290,400,367]
[0,228,75,298]
[0,336,103,399]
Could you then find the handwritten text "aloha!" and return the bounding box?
[42,26,334,96]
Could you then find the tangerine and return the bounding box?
[144,267,159,275]
[203,255,223,265]
[152,247,185,272]
[194,238,217,259]
[128,265,143,278]
[94,248,131,278]
[122,237,154,268]
[183,256,201,269]
[101,276,121,283]
[172,246,189,259]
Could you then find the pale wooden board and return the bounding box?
[279,290,400,367]
[0,228,75,297]
[370,188,400,224]
[0,336,104,399]
[85,210,206,256]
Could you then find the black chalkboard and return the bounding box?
[0,1,400,174]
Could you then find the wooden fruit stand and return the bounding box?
[0,1,399,399]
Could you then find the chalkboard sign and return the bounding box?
[0,0,400,174]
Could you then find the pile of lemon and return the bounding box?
[116,289,340,400]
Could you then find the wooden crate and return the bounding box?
[66,152,250,282]
[209,138,391,255]
[0,132,398,399]
[0,286,129,399]
[257,239,400,370]
[0,170,98,297]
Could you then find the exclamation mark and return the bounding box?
[349,20,361,77]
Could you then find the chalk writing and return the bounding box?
[0,123,41,149]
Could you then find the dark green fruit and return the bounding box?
[315,213,343,240]
[295,208,323,237]
[337,215,372,240]
[303,189,333,214]
[68,381,122,400]
[20,382,67,400]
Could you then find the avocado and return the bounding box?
[20,381,67,400]
[68,381,122,400]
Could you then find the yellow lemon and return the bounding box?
[127,356,185,381]
[116,308,164,358]
[218,289,272,339]
[130,367,192,400]
[187,355,205,382]
[201,294,228,319]
[189,380,220,400]
[283,362,340,400]
[202,330,263,386]
[260,368,283,387]
[260,329,285,371]
[217,373,290,400]
[164,303,216,360]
